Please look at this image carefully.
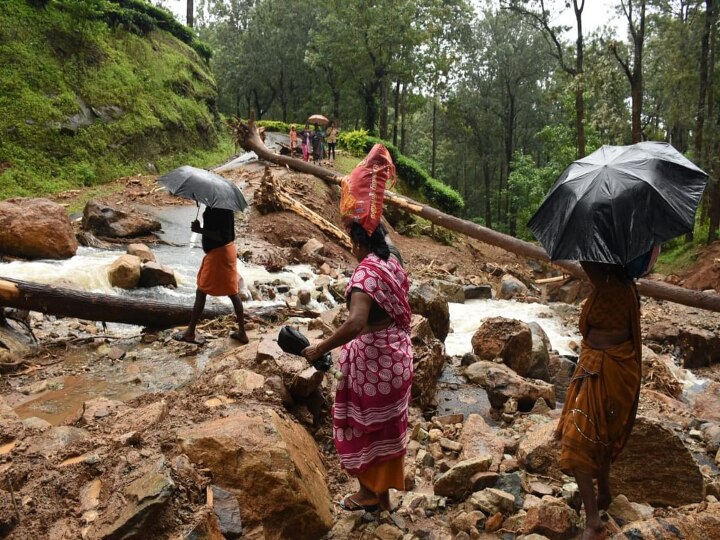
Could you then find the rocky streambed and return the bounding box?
[2,161,720,539]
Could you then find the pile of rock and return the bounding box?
[107,243,176,289]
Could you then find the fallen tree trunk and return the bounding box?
[234,116,720,313]
[255,166,352,249]
[0,278,232,328]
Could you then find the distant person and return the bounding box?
[326,122,339,161]
[312,124,324,164]
[174,207,248,345]
[289,124,298,158]
[554,248,658,540]
[301,123,312,162]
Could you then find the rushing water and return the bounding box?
[446,299,581,357]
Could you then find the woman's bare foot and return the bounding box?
[582,524,607,540]
[229,329,249,344]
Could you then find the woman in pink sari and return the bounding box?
[303,223,413,512]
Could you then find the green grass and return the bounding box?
[333,153,362,175]
[0,0,224,200]
[655,240,701,275]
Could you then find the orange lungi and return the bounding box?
[197,242,239,296]
[356,455,405,494]
[555,272,642,477]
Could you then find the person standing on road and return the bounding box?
[173,207,248,345]
[289,124,298,158]
[312,123,324,163]
[326,121,339,161]
[301,123,312,162]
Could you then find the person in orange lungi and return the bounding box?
[174,207,248,345]
[555,250,657,540]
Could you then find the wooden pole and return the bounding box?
[233,115,720,313]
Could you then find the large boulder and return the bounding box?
[0,198,78,259]
[409,283,450,342]
[611,416,705,507]
[692,381,720,423]
[616,502,720,540]
[527,322,551,381]
[498,274,528,300]
[433,456,493,499]
[177,408,333,539]
[82,199,161,238]
[458,414,505,472]
[464,360,556,411]
[431,279,465,303]
[108,254,142,289]
[523,502,577,540]
[410,315,446,407]
[677,326,720,368]
[471,317,538,379]
[139,262,177,288]
[547,353,576,402]
[127,243,156,263]
[517,419,562,479]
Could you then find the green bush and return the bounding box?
[191,39,212,62]
[256,120,293,133]
[338,129,369,155]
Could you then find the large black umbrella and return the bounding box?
[158,166,248,211]
[528,141,708,265]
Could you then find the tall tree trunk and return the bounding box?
[400,84,408,154]
[696,0,713,165]
[379,78,389,139]
[186,0,194,28]
[431,96,438,177]
[574,0,586,157]
[332,89,341,121]
[392,81,401,147]
[631,1,646,143]
[363,82,377,134]
[483,161,492,229]
[506,92,517,235]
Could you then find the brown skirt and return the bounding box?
[356,455,405,495]
[197,242,239,296]
[555,340,641,477]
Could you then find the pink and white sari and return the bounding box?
[333,253,413,475]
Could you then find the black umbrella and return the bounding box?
[158,166,248,211]
[528,141,708,265]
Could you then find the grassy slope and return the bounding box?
[0,0,229,200]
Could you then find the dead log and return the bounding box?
[256,166,352,249]
[0,278,231,328]
[234,115,720,313]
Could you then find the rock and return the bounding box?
[298,290,312,305]
[469,488,515,516]
[95,456,175,539]
[329,514,361,539]
[139,262,177,288]
[210,485,243,539]
[229,369,265,396]
[112,400,168,434]
[470,471,500,492]
[0,198,78,259]
[374,524,404,540]
[433,456,493,499]
[80,397,129,426]
[496,472,524,510]
[498,274,528,299]
[409,283,450,341]
[517,419,562,479]
[177,408,332,539]
[276,355,323,399]
[126,243,155,263]
[451,510,486,533]
[464,360,556,411]
[547,353,576,402]
[607,494,644,525]
[27,426,90,457]
[410,315,446,408]
[108,254,142,289]
[529,482,554,497]
[461,352,479,366]
[561,482,581,510]
[527,322,551,381]
[677,326,720,368]
[692,381,720,422]
[82,199,161,238]
[185,509,225,540]
[436,413,464,425]
[611,416,704,506]
[22,416,51,431]
[471,317,536,378]
[616,501,720,540]
[301,238,324,257]
[459,414,505,472]
[464,285,493,300]
[431,279,465,303]
[546,278,591,304]
[702,423,720,453]
[523,502,576,540]
[439,438,462,453]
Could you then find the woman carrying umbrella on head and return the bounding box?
[528,142,707,540]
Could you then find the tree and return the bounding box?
[505,0,588,158]
[611,0,648,143]
[187,0,194,27]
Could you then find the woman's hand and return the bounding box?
[302,344,324,363]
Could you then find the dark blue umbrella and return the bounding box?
[528,142,708,264]
[158,166,248,211]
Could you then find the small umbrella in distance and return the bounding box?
[308,114,329,126]
[158,166,248,212]
[527,141,708,265]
